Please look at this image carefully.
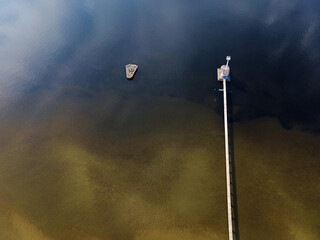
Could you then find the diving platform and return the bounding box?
[217,56,231,82]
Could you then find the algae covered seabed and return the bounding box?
[0,91,319,240]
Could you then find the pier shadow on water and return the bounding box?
[228,85,240,240]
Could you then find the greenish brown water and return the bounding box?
[0,91,319,239]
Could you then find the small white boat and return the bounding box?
[125,64,138,79]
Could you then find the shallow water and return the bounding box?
[0,1,319,239]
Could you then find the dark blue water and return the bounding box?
[0,1,319,239]
[1,0,320,129]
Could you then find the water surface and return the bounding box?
[0,1,319,239]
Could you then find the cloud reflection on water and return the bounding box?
[0,1,319,239]
[1,0,320,131]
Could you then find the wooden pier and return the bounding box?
[217,56,237,240]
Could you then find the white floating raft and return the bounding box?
[125,64,138,79]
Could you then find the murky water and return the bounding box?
[0,1,319,239]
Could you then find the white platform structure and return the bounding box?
[217,56,234,240]
[125,64,138,79]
